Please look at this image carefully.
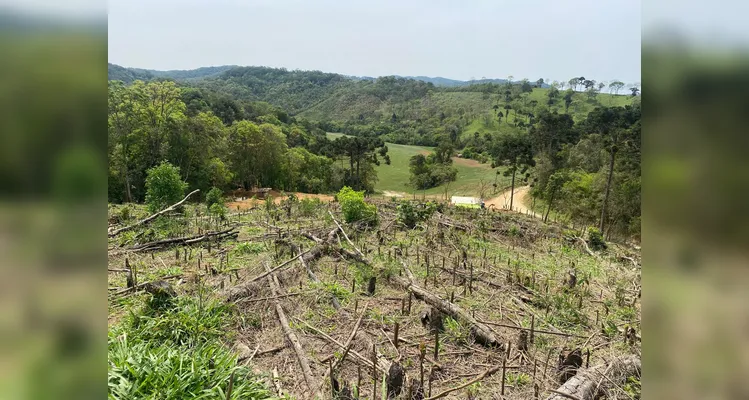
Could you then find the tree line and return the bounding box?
[108,79,388,203]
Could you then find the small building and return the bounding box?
[250,187,273,199]
[451,196,482,208]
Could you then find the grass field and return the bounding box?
[327,132,511,198]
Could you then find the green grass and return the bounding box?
[108,296,279,399]
[327,132,511,198]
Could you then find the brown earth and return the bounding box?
[226,191,335,211]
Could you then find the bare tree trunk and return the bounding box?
[544,189,555,223]
[599,149,617,231]
[509,166,516,211]
[546,355,640,400]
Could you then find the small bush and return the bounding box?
[337,186,377,224]
[145,161,188,213]
[299,197,322,217]
[205,187,224,209]
[233,242,265,255]
[396,200,436,228]
[119,205,131,221]
[444,317,470,345]
[587,227,607,250]
[209,202,227,221]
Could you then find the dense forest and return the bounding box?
[108,64,640,238]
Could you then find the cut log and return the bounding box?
[545,355,641,400]
[337,248,503,348]
[292,242,342,310]
[224,249,312,302]
[392,266,501,348]
[109,189,200,237]
[263,262,320,398]
[130,228,237,252]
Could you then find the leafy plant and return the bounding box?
[505,372,531,387]
[587,226,607,250]
[444,316,470,345]
[337,186,377,224]
[205,186,225,209]
[233,242,266,255]
[396,200,436,228]
[145,161,188,213]
[298,197,322,217]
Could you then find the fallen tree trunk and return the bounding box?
[336,247,503,348]
[224,249,313,302]
[294,317,393,376]
[264,262,321,398]
[109,189,200,237]
[392,266,503,348]
[130,228,237,252]
[291,242,342,311]
[545,355,641,400]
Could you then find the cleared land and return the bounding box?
[327,132,511,198]
[108,199,641,399]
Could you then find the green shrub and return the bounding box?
[587,227,607,250]
[108,338,273,399]
[119,205,131,221]
[337,186,377,224]
[396,200,436,228]
[233,242,266,255]
[209,202,227,220]
[205,187,224,209]
[145,161,188,213]
[299,197,322,217]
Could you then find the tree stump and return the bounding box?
[557,348,583,384]
[367,276,377,296]
[386,362,405,399]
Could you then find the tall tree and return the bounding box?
[580,104,640,231]
[490,132,535,211]
[608,80,625,95]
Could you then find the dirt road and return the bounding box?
[484,186,540,218]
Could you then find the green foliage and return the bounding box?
[299,197,323,217]
[119,205,131,221]
[587,227,607,250]
[145,161,188,213]
[108,295,277,399]
[443,317,471,345]
[396,200,437,228]
[205,187,224,209]
[128,296,234,347]
[337,186,377,224]
[505,372,531,387]
[233,242,266,255]
[623,376,641,399]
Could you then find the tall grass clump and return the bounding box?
[108,296,278,399]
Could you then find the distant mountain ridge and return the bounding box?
[107,63,549,88]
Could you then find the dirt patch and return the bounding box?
[226,191,335,211]
[484,186,540,217]
[382,190,405,198]
[451,156,484,167]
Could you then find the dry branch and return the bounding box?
[328,211,365,259]
[108,189,200,237]
[225,249,312,302]
[109,274,182,297]
[393,264,502,348]
[130,228,237,252]
[545,355,640,400]
[294,318,393,376]
[424,363,502,400]
[263,262,320,397]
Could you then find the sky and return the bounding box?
[106,0,643,84]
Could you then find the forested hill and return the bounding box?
[108,63,638,147]
[107,63,235,84]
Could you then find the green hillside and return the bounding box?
[327,132,511,198]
